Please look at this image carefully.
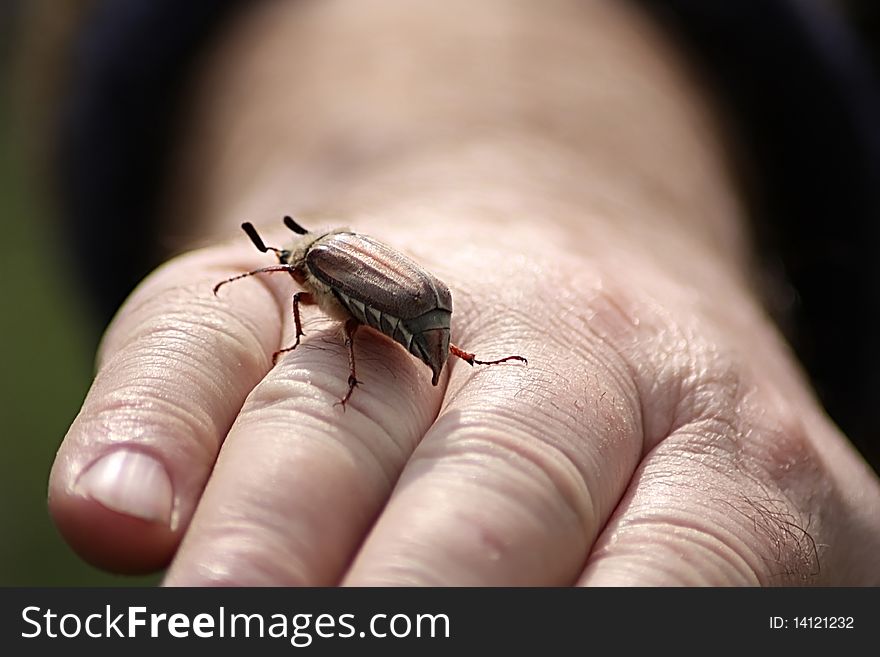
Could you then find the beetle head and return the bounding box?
[412,327,450,386]
[213,218,314,295]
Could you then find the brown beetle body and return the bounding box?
[214,217,526,404]
[306,231,453,384]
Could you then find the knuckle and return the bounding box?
[175,530,320,587]
[621,315,832,582]
[99,255,283,369]
[420,416,600,541]
[84,354,227,462]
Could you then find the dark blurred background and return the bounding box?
[0,2,156,585]
[1,0,878,585]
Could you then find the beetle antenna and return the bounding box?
[241,222,287,260]
[284,215,310,235]
[213,265,295,295]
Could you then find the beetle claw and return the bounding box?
[334,376,360,411]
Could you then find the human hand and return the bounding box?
[46,0,880,585]
[48,210,880,585]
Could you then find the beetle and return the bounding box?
[213,216,527,405]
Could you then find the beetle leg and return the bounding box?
[272,291,315,364]
[336,319,361,408]
[449,343,528,367]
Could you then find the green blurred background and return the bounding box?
[0,3,157,585]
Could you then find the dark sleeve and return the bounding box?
[55,0,244,324]
[57,0,880,470]
[632,0,880,470]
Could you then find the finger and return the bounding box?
[343,274,647,586]
[578,387,880,585]
[163,316,443,586]
[49,245,281,573]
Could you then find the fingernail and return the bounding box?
[77,450,173,525]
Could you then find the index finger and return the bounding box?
[49,244,281,573]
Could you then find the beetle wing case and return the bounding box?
[306,232,453,383]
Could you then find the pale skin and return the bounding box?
[49,0,880,584]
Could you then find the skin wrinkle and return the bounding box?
[590,535,760,586]
[437,282,532,339]
[374,469,584,586]
[105,233,306,353]
[589,501,767,585]
[429,435,590,535]
[233,430,388,519]
[607,439,825,584]
[430,380,637,552]
[620,294,779,459]
[663,425,751,477]
[671,373,833,572]
[123,335,228,392]
[184,458,375,586]
[344,376,617,585]
[413,423,598,542]
[100,284,278,374]
[139,353,228,409]
[698,505,804,583]
[441,373,639,492]
[600,296,710,446]
[488,394,630,488]
[83,389,217,466]
[242,381,409,491]
[83,378,210,444]
[97,373,211,426]
[607,518,762,584]
[186,526,316,587]
[93,315,265,429]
